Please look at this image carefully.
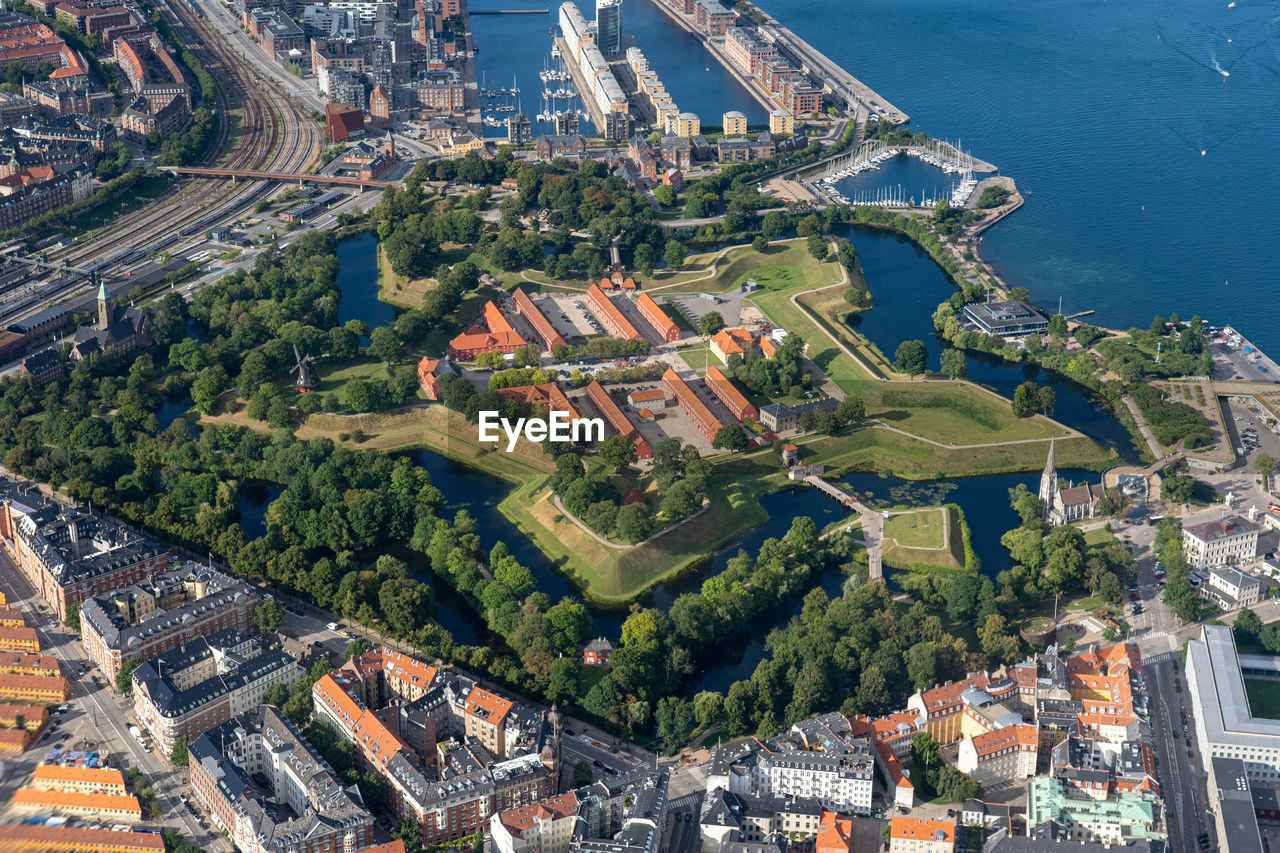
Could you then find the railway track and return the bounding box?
[40,0,320,271]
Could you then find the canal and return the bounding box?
[254,228,1134,689]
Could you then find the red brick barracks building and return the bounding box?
[0,479,168,619]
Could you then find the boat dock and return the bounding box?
[555,36,608,134]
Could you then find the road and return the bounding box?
[1144,652,1213,853]
[0,550,224,849]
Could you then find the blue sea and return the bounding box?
[473,0,1280,352]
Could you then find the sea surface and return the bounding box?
[767,0,1280,350]
[481,0,1280,351]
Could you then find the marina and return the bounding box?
[811,139,988,207]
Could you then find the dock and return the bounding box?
[555,36,608,135]
[646,0,906,126]
[470,8,548,13]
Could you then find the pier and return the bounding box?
[471,8,549,13]
[645,0,906,127]
[555,36,609,135]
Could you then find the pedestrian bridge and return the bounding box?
[161,167,400,189]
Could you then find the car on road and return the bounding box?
[327,622,339,631]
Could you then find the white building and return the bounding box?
[490,790,579,853]
[1187,625,1280,784]
[1183,516,1259,569]
[1204,566,1262,610]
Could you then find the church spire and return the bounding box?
[97,281,111,332]
[1038,438,1058,522]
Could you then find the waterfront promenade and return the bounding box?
[645,0,906,126]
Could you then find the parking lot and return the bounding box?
[664,290,746,329]
[1210,338,1280,383]
[1223,397,1280,472]
[547,294,601,337]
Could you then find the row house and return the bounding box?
[585,381,652,461]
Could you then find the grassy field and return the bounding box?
[882,506,965,571]
[378,244,436,308]
[716,426,1114,482]
[884,508,947,549]
[1245,678,1280,719]
[275,357,407,406]
[675,345,725,375]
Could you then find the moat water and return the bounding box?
[300,227,1129,687]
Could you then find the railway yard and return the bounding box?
[0,0,322,331]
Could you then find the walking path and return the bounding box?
[1121,394,1165,460]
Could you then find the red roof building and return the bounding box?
[661,368,724,442]
[703,366,757,422]
[586,283,642,340]
[512,288,566,351]
[447,300,527,361]
[585,381,651,459]
[636,292,681,342]
[495,383,581,421]
[325,102,365,142]
[416,357,458,400]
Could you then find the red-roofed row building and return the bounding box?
[586,283,642,340]
[496,383,581,421]
[635,292,681,342]
[661,368,725,442]
[417,356,459,400]
[585,380,651,460]
[512,288,565,352]
[703,366,757,422]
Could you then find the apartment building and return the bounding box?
[188,705,375,853]
[132,630,303,756]
[79,564,259,680]
[956,723,1038,786]
[1026,777,1163,844]
[30,763,127,795]
[1203,566,1262,609]
[10,789,143,822]
[0,481,168,618]
[889,818,956,853]
[490,790,579,853]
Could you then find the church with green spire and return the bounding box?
[70,280,150,359]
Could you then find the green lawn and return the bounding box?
[676,345,724,375]
[1245,678,1280,719]
[884,508,947,549]
[277,357,402,405]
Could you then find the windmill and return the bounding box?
[290,344,319,393]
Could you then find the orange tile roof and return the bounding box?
[709,327,754,356]
[357,843,407,853]
[496,791,579,833]
[352,707,405,768]
[314,673,363,729]
[0,673,67,696]
[628,388,666,403]
[0,653,57,674]
[0,627,38,647]
[875,742,912,789]
[32,764,126,787]
[816,810,853,853]
[0,728,31,750]
[915,675,988,714]
[513,288,566,350]
[484,300,517,335]
[704,366,754,418]
[587,284,642,340]
[890,817,955,844]
[597,277,614,289]
[465,687,512,726]
[11,788,142,816]
[969,724,1037,759]
[379,648,438,691]
[496,383,582,420]
[760,336,778,358]
[586,381,642,443]
[0,824,166,852]
[636,292,679,340]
